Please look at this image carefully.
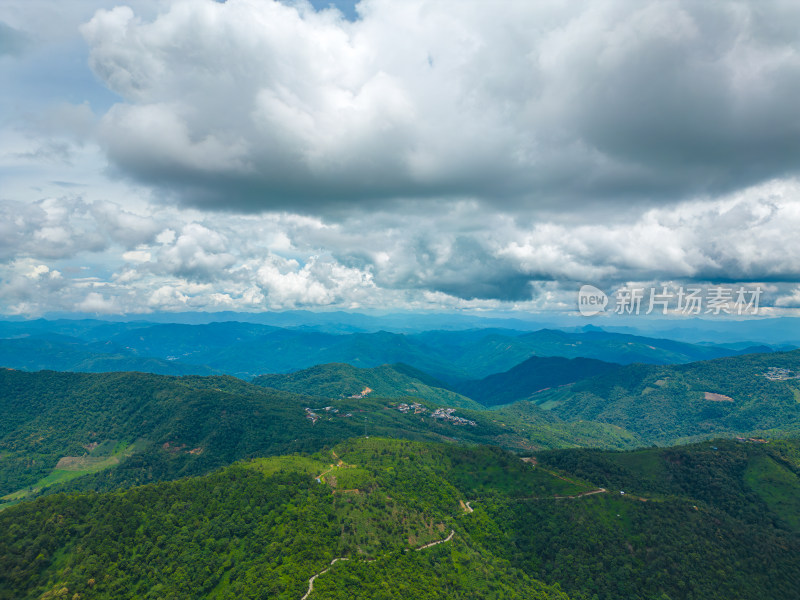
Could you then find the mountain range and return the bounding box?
[0,318,778,381]
[3,347,799,508]
[3,316,800,599]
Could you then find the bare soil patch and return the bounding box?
[704,392,734,402]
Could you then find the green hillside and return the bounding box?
[529,349,800,444]
[537,438,800,531]
[491,401,641,450]
[2,437,799,600]
[252,362,482,409]
[0,369,640,507]
[473,440,800,600]
[456,355,622,406]
[0,439,578,600]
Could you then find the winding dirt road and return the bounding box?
[300,530,457,598]
[415,529,455,551]
[301,558,350,600]
[517,487,607,501]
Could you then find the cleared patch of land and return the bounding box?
[55,455,120,470]
[744,454,800,531]
[0,440,144,509]
[704,392,734,402]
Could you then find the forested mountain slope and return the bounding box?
[529,349,800,444]
[2,437,799,600]
[456,355,622,406]
[252,362,481,409]
[0,369,639,507]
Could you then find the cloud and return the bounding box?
[155,222,237,281]
[76,291,117,313]
[90,200,164,247]
[78,0,800,214]
[0,21,30,57]
[0,196,165,264]
[0,259,67,315]
[0,197,106,260]
[776,287,800,309]
[4,178,800,315]
[2,0,800,317]
[12,140,75,165]
[31,102,98,140]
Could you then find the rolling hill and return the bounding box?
[411,327,750,379]
[2,437,799,600]
[252,362,482,409]
[528,349,800,444]
[537,437,800,532]
[456,355,622,406]
[0,369,640,507]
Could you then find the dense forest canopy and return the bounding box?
[2,437,800,600]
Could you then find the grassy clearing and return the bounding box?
[529,386,574,410]
[330,466,373,489]
[245,447,380,491]
[0,440,144,509]
[744,454,800,532]
[244,454,330,477]
[791,387,800,403]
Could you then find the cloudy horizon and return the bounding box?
[2,0,800,318]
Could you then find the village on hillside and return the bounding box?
[763,367,800,381]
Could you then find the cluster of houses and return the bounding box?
[431,407,477,426]
[304,406,353,424]
[763,367,800,381]
[395,402,427,414]
[391,402,476,426]
[303,399,476,427]
[735,437,768,443]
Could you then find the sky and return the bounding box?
[1,0,800,318]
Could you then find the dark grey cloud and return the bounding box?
[564,8,800,199]
[369,234,536,301]
[77,1,800,215]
